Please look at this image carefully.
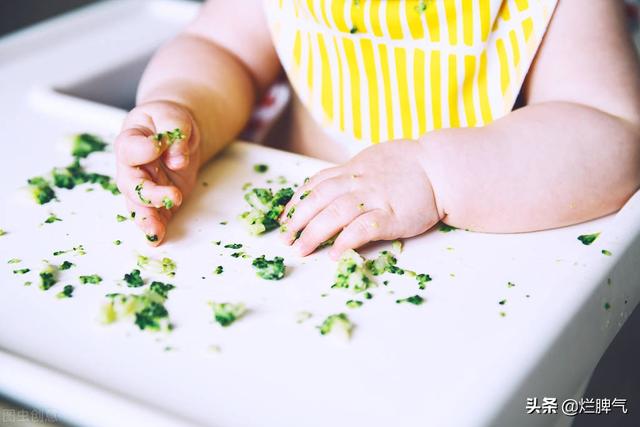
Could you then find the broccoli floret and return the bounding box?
[395,295,425,305]
[28,176,56,204]
[152,128,185,146]
[578,232,600,245]
[253,163,269,173]
[13,268,30,275]
[332,249,374,293]
[365,250,397,276]
[44,213,62,224]
[346,300,363,308]
[39,265,58,290]
[210,302,247,327]
[59,261,74,270]
[317,313,353,338]
[214,265,224,275]
[149,281,175,299]
[52,167,76,189]
[252,255,286,280]
[123,269,144,287]
[416,273,432,290]
[79,274,102,285]
[238,187,294,235]
[56,285,74,299]
[160,257,176,277]
[72,133,107,158]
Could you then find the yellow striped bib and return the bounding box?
[264,0,558,150]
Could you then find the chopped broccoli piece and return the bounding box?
[101,283,175,332]
[0,229,6,236]
[231,251,248,258]
[300,190,311,200]
[287,205,296,219]
[253,164,269,173]
[242,182,252,191]
[146,234,158,242]
[317,234,338,249]
[439,224,457,232]
[24,281,32,286]
[72,133,107,158]
[135,182,151,205]
[252,255,286,280]
[219,221,228,225]
[601,249,612,256]
[153,128,185,146]
[28,176,56,204]
[56,285,74,299]
[13,268,30,275]
[162,197,174,209]
[53,245,85,256]
[7,258,21,264]
[116,214,127,222]
[210,302,247,327]
[137,255,150,267]
[160,257,176,277]
[395,295,425,305]
[365,250,397,276]
[391,240,403,253]
[346,300,363,308]
[578,232,600,245]
[498,299,507,305]
[44,213,62,224]
[239,187,294,235]
[317,313,353,338]
[364,291,373,299]
[507,281,516,288]
[79,274,102,285]
[149,281,175,299]
[604,302,611,310]
[415,0,428,14]
[123,269,144,287]
[416,273,432,290]
[59,261,74,270]
[499,311,507,317]
[114,239,122,245]
[214,265,224,275]
[39,265,58,290]
[333,249,374,293]
[224,243,243,249]
[350,26,358,34]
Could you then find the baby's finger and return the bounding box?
[125,198,167,246]
[329,209,393,260]
[115,127,166,167]
[281,175,352,244]
[293,193,370,256]
[160,120,192,171]
[283,166,343,217]
[121,174,182,209]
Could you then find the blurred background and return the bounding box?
[0,1,638,427]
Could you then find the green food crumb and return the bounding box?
[40,265,58,290]
[604,302,611,310]
[239,187,294,235]
[116,214,127,222]
[13,268,30,275]
[214,265,223,275]
[601,249,612,256]
[135,182,151,205]
[296,311,313,323]
[53,245,85,256]
[396,295,425,305]
[59,261,74,270]
[252,255,286,280]
[439,224,457,232]
[415,0,428,14]
[7,258,21,264]
[101,281,175,332]
[346,300,363,308]
[317,313,353,339]
[300,190,311,200]
[333,249,374,293]
[578,232,600,245]
[160,257,177,277]
[0,229,6,236]
[210,302,247,327]
[350,26,358,34]
[219,221,228,225]
[56,285,74,299]
[123,269,144,288]
[224,243,243,249]
[391,239,403,253]
[416,273,432,290]
[79,274,102,285]
[72,133,107,158]
[162,197,174,209]
[253,164,269,173]
[287,205,296,219]
[242,182,252,191]
[44,213,62,224]
[498,299,507,305]
[28,176,56,205]
[499,311,507,317]
[51,159,119,195]
[364,292,373,299]
[231,251,249,258]
[507,281,516,288]
[146,234,158,242]
[114,240,122,245]
[153,128,185,146]
[24,281,32,286]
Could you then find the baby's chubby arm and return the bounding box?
[282,0,640,258]
[115,0,280,244]
[421,0,640,232]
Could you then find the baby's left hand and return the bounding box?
[280,140,443,259]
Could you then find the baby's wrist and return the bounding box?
[416,132,448,222]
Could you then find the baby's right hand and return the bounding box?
[115,100,201,246]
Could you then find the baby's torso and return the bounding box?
[264,0,558,155]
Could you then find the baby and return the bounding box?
[115,0,640,260]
